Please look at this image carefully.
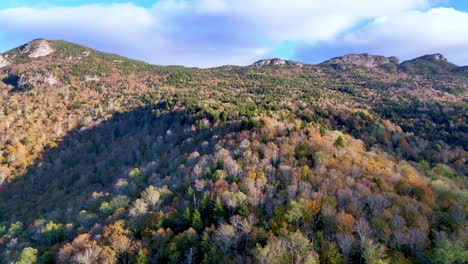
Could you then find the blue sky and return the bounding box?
[1,0,468,67]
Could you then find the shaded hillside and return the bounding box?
[0,39,466,263]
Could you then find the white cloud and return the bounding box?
[1,0,465,67]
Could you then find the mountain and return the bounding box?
[0,39,466,264]
[321,53,400,69]
[251,58,304,68]
[399,53,460,75]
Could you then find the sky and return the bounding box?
[1,0,468,67]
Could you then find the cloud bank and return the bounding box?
[0,0,467,67]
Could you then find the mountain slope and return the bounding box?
[0,39,466,263]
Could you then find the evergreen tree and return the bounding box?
[183,207,192,226]
[214,197,225,220]
[334,136,345,148]
[191,209,203,231]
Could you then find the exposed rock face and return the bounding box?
[323,53,399,68]
[417,53,448,62]
[85,75,101,82]
[21,39,54,58]
[251,58,304,68]
[6,72,59,91]
[42,74,58,85]
[0,54,10,68]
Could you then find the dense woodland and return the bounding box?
[0,40,466,263]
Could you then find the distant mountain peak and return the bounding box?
[251,58,304,68]
[417,53,448,62]
[322,53,399,68]
[399,53,459,75]
[20,39,55,58]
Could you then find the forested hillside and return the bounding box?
[0,39,466,263]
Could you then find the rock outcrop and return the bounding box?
[251,58,304,68]
[21,39,54,58]
[0,54,10,68]
[4,72,58,91]
[414,53,448,63]
[322,53,399,68]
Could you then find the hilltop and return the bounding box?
[0,39,466,264]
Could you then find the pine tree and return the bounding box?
[201,231,211,252]
[191,209,203,231]
[183,207,192,226]
[214,197,225,220]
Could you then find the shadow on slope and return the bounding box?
[0,105,235,223]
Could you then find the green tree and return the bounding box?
[361,238,388,264]
[334,136,345,148]
[201,231,211,252]
[286,200,304,226]
[321,242,343,264]
[133,249,148,264]
[191,209,203,231]
[213,169,226,181]
[183,207,192,226]
[432,239,468,264]
[129,167,144,185]
[214,197,225,220]
[17,247,38,264]
[43,221,64,244]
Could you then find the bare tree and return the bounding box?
[355,218,373,240]
[214,224,238,254]
[71,247,102,264]
[336,233,355,263]
[367,194,390,216]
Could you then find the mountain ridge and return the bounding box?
[2,39,467,69]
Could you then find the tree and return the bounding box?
[43,221,65,245]
[129,198,148,217]
[58,234,103,264]
[336,233,355,263]
[129,167,144,185]
[335,211,355,233]
[191,209,203,231]
[240,169,267,207]
[286,200,304,226]
[432,239,468,264]
[321,242,343,264]
[214,196,225,220]
[285,231,316,264]
[221,190,248,215]
[256,236,288,264]
[142,185,171,211]
[256,231,318,264]
[17,247,38,264]
[133,249,149,264]
[334,136,344,148]
[213,169,226,181]
[99,246,117,264]
[103,222,131,262]
[183,207,192,226]
[361,238,388,264]
[214,224,237,254]
[355,218,373,240]
[72,247,102,264]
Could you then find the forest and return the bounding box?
[0,39,466,263]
